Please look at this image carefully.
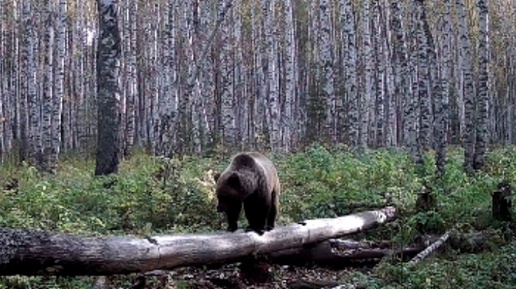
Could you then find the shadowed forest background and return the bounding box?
[1,0,516,288]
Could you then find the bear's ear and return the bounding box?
[214,172,221,182]
[227,172,240,186]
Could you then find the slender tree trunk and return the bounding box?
[220,0,236,149]
[94,0,121,176]
[361,0,374,149]
[391,0,412,151]
[341,0,359,147]
[41,0,54,173]
[456,0,476,175]
[22,0,39,166]
[283,0,297,153]
[373,0,385,148]
[415,0,432,153]
[265,0,281,152]
[435,0,452,176]
[473,0,489,171]
[319,0,336,142]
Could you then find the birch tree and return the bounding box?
[340,0,359,147]
[265,0,281,151]
[157,0,178,157]
[391,0,411,150]
[22,0,39,166]
[41,0,54,173]
[373,0,385,147]
[457,0,476,175]
[95,0,121,176]
[319,0,336,142]
[283,0,297,152]
[50,0,66,172]
[473,0,489,171]
[220,0,236,149]
[435,0,452,176]
[361,0,374,149]
[414,0,432,153]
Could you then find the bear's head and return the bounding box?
[214,171,244,212]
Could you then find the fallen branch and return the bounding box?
[0,207,396,276]
[407,230,451,266]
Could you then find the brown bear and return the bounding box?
[214,152,281,235]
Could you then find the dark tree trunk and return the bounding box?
[95,0,122,176]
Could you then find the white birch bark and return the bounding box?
[5,1,19,157]
[456,0,476,174]
[391,0,411,149]
[50,0,66,172]
[124,0,137,154]
[158,0,177,156]
[283,0,297,152]
[22,0,41,166]
[415,0,432,153]
[0,1,6,159]
[373,0,385,147]
[264,0,281,152]
[319,0,336,141]
[42,0,54,172]
[407,1,422,163]
[220,0,236,149]
[340,0,359,147]
[383,0,397,146]
[361,0,374,149]
[95,0,121,175]
[251,1,267,150]
[473,0,489,170]
[435,0,452,175]
[198,0,216,149]
[189,0,203,153]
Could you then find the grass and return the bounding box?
[1,145,516,288]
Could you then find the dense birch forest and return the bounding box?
[0,0,514,174]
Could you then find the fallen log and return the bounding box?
[270,230,494,268]
[269,240,423,268]
[0,206,396,276]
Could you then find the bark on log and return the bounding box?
[270,231,493,268]
[0,207,396,276]
[269,240,423,268]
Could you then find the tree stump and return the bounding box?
[415,185,436,212]
[492,181,512,221]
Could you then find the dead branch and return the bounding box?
[0,206,396,276]
[407,230,451,266]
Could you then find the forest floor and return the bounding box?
[2,145,516,289]
[160,264,355,289]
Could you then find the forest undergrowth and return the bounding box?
[1,145,516,288]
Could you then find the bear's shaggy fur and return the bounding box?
[214,152,281,234]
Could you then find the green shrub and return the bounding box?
[2,145,516,288]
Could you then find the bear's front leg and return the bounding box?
[226,202,242,232]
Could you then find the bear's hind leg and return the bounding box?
[265,188,280,231]
[244,200,268,235]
